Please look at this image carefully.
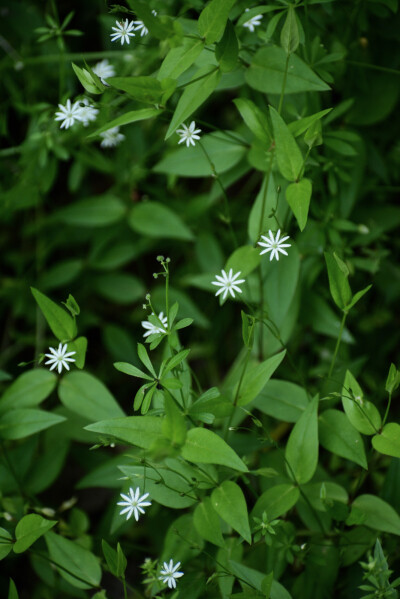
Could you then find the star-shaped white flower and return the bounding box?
[141,312,168,338]
[242,9,263,33]
[54,99,84,129]
[212,269,245,301]
[133,10,157,37]
[258,229,291,261]
[117,487,152,521]
[77,99,99,127]
[100,126,125,148]
[176,121,202,147]
[92,59,115,85]
[44,343,76,374]
[110,19,135,45]
[159,559,184,589]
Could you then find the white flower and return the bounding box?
[212,268,245,301]
[100,126,125,148]
[242,9,263,33]
[159,559,184,589]
[176,121,201,147]
[54,99,83,129]
[117,487,152,521]
[92,59,115,85]
[110,19,135,45]
[258,229,291,261]
[133,10,157,37]
[44,343,76,374]
[141,312,168,338]
[77,98,99,127]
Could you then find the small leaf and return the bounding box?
[31,287,76,341]
[237,350,286,406]
[181,428,248,472]
[280,6,299,55]
[350,495,400,536]
[345,284,372,311]
[0,528,13,561]
[85,416,163,448]
[286,178,312,231]
[102,539,118,576]
[198,0,237,44]
[342,370,381,435]
[8,579,18,599]
[163,349,191,376]
[193,498,225,547]
[116,543,127,578]
[324,252,352,311]
[386,363,400,394]
[372,423,400,458]
[215,20,238,72]
[270,107,303,182]
[137,343,156,377]
[211,481,251,543]
[72,62,102,94]
[319,409,367,469]
[252,484,300,520]
[285,397,319,484]
[14,514,57,554]
[114,362,152,380]
[45,531,102,589]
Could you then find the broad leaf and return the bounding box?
[31,288,76,341]
[59,371,124,421]
[350,495,400,536]
[0,369,57,413]
[252,379,308,423]
[215,20,238,72]
[252,484,300,520]
[285,397,319,484]
[85,416,163,448]
[211,481,251,543]
[233,98,272,144]
[14,514,57,554]
[324,252,352,311]
[193,498,225,547]
[237,351,286,406]
[342,370,381,435]
[158,38,205,80]
[56,195,126,227]
[181,427,248,472]
[89,108,163,138]
[45,531,102,589]
[319,409,367,469]
[0,409,65,440]
[372,423,400,458]
[128,201,194,241]
[270,107,303,182]
[286,178,312,231]
[198,0,237,44]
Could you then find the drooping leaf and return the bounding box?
[286,178,312,231]
[285,397,319,484]
[45,531,102,589]
[14,514,57,554]
[211,481,251,543]
[181,427,248,472]
[319,409,367,469]
[31,288,76,341]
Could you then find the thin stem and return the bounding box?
[382,392,392,427]
[198,140,237,248]
[258,267,265,360]
[346,60,400,76]
[176,66,219,90]
[278,53,290,115]
[224,347,252,440]
[328,312,347,378]
[297,146,311,181]
[122,576,128,599]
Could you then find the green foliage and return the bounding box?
[1,0,399,597]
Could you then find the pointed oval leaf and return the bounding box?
[0,409,65,440]
[211,481,251,543]
[286,178,312,231]
[85,416,163,448]
[31,288,76,341]
[0,369,57,413]
[237,350,286,406]
[285,397,319,484]
[252,484,300,520]
[181,427,248,472]
[342,370,381,435]
[128,201,194,241]
[270,107,303,182]
[14,514,57,554]
[351,495,400,536]
[319,409,367,469]
[193,498,225,547]
[45,531,102,589]
[59,371,124,421]
[114,362,152,380]
[0,528,13,561]
[372,423,400,458]
[198,0,237,44]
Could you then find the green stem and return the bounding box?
[224,347,252,440]
[278,53,290,115]
[122,576,128,599]
[176,66,219,90]
[30,548,102,589]
[382,392,392,427]
[198,140,237,248]
[345,60,400,76]
[297,146,311,181]
[328,312,347,378]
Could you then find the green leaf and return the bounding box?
[386,363,400,394]
[193,498,225,547]
[154,131,246,177]
[66,336,87,370]
[165,65,221,139]
[45,531,102,589]
[225,245,261,278]
[233,98,272,144]
[252,484,300,520]
[94,273,145,305]
[85,416,163,448]
[372,423,400,458]
[14,514,57,554]
[162,393,187,447]
[0,528,13,560]
[211,481,251,543]
[114,362,152,380]
[8,579,18,599]
[237,350,286,406]
[270,107,303,182]
[285,397,319,484]
[158,38,205,80]
[162,349,191,376]
[108,76,173,104]
[128,201,194,241]
[280,6,299,55]
[0,369,57,413]
[89,108,163,138]
[350,495,400,536]
[72,62,102,94]
[324,252,352,311]
[59,372,124,421]
[286,178,312,231]
[126,0,171,39]
[342,370,381,435]
[181,427,248,472]
[215,20,238,72]
[116,543,127,578]
[246,46,330,95]
[198,0,237,44]
[345,284,372,311]
[248,173,283,243]
[288,108,332,137]
[0,409,65,440]
[56,195,126,227]
[137,343,156,377]
[319,409,367,469]
[102,539,118,577]
[31,288,76,341]
[252,379,309,423]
